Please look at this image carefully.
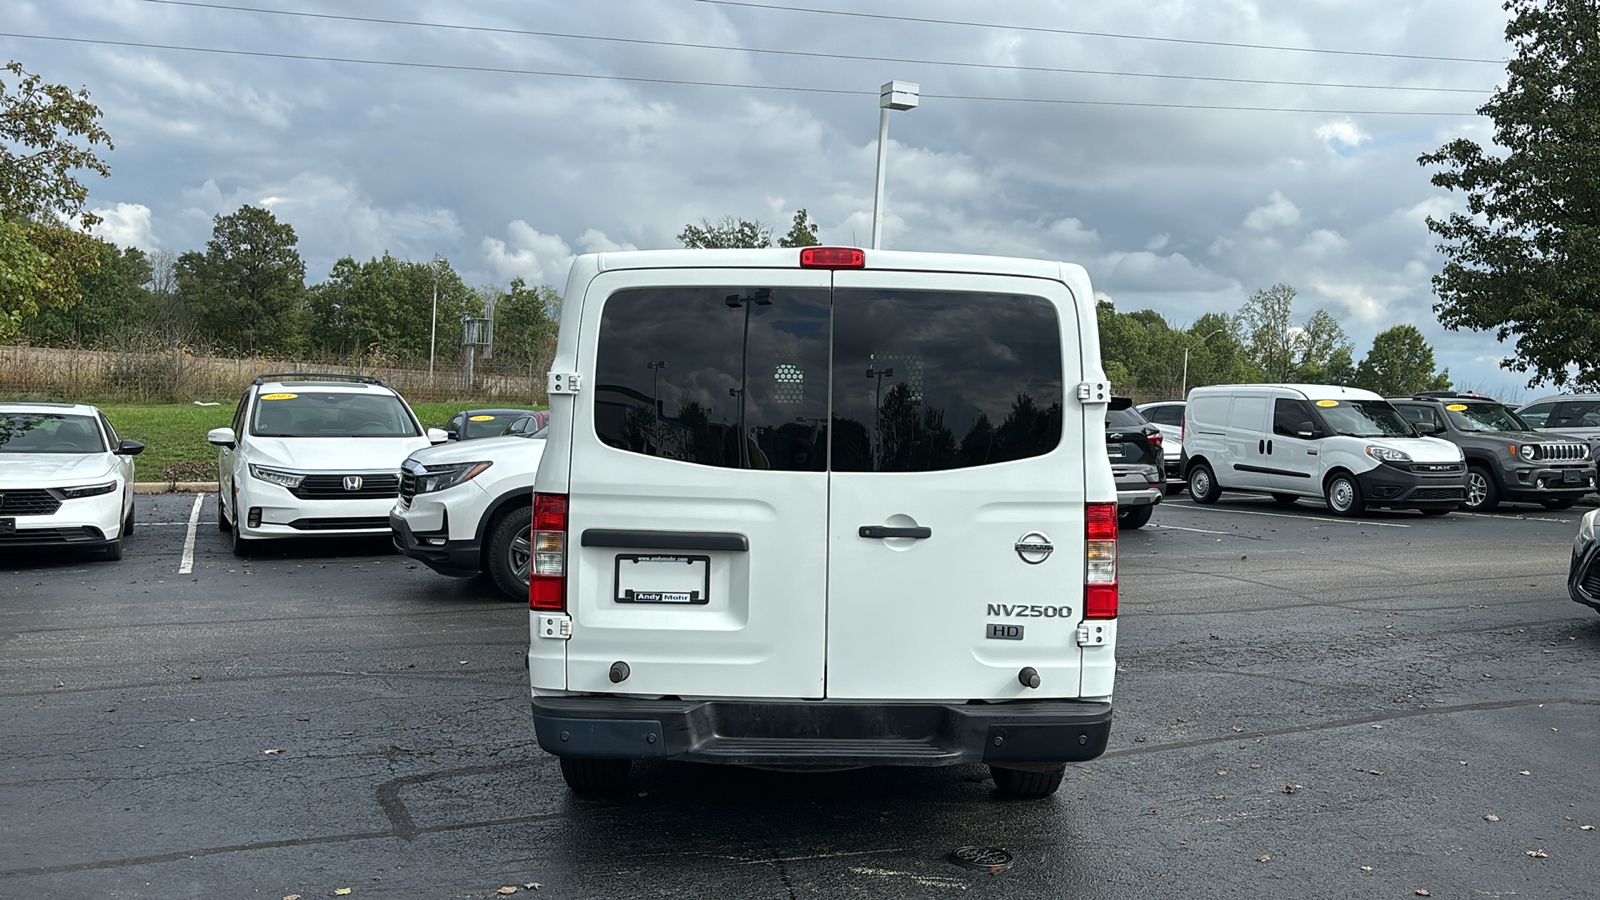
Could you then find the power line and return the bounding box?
[696,0,1508,65]
[0,32,1478,116]
[136,0,1494,95]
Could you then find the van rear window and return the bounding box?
[592,286,1063,471]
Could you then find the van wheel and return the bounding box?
[1463,465,1500,512]
[1325,473,1366,517]
[487,503,533,600]
[559,757,632,793]
[1118,505,1153,529]
[230,516,255,557]
[1541,497,1578,510]
[1188,463,1220,504]
[1269,493,1299,507]
[989,765,1064,798]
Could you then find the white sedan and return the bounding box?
[0,401,143,561]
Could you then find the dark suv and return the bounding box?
[1107,399,1163,529]
[1390,393,1594,512]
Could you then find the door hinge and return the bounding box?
[1077,381,1111,404]
[536,614,572,640]
[1076,621,1109,646]
[547,372,582,395]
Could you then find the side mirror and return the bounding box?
[115,439,146,457]
[1296,421,1321,440]
[427,427,449,444]
[445,430,460,441]
[1414,422,1442,436]
[206,427,236,449]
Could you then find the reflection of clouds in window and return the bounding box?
[871,353,923,403]
[774,363,805,403]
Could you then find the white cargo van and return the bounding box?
[528,247,1121,797]
[1182,383,1467,515]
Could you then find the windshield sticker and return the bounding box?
[1446,403,1468,411]
[1316,400,1339,407]
[261,393,297,400]
[468,415,496,421]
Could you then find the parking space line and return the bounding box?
[1161,499,1410,527]
[1454,511,1575,524]
[179,494,204,574]
[1152,523,1244,536]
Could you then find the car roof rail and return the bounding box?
[0,401,78,407]
[1411,390,1487,400]
[252,372,389,387]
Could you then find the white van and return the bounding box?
[528,247,1121,797]
[1182,384,1467,516]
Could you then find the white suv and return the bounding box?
[0,401,143,561]
[208,374,445,556]
[391,426,547,599]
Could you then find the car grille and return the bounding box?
[286,517,392,531]
[1532,442,1588,461]
[1410,463,1464,475]
[0,489,63,515]
[1410,487,1465,501]
[289,473,400,500]
[399,470,417,505]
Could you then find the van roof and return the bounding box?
[1188,383,1384,402]
[586,248,1088,282]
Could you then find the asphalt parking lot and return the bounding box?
[4,492,1600,899]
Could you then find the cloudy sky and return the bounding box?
[6,0,1536,397]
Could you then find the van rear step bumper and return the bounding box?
[532,696,1112,767]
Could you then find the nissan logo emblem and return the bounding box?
[1014,532,1053,564]
[343,476,363,491]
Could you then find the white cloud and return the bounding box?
[1144,233,1170,252]
[90,203,157,250]
[1297,229,1349,258]
[1244,191,1302,232]
[482,222,575,286]
[1315,119,1371,156]
[577,229,638,254]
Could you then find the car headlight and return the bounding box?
[1366,446,1412,464]
[1580,510,1598,547]
[1520,444,1538,461]
[413,461,492,494]
[58,481,118,499]
[249,464,305,488]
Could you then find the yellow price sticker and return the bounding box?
[469,415,497,421]
[1446,403,1468,411]
[260,393,298,400]
[1315,399,1339,407]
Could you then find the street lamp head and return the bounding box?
[648,360,667,370]
[880,81,920,111]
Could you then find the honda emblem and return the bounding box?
[343,476,363,491]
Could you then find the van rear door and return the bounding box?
[824,271,1087,700]
[564,269,833,699]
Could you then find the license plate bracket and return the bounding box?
[1562,468,1582,484]
[614,554,710,604]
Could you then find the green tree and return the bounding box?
[677,216,773,249]
[1289,309,1355,382]
[0,60,113,341]
[1353,324,1453,396]
[304,253,472,360]
[777,209,821,248]
[1419,0,1600,387]
[22,239,149,347]
[1237,284,1354,383]
[182,205,306,355]
[489,276,559,367]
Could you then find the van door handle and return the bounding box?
[859,525,932,540]
[1258,439,1265,454]
[1267,439,1273,454]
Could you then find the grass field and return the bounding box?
[99,400,536,482]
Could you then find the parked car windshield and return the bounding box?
[0,413,106,453]
[1446,403,1533,433]
[1317,400,1415,438]
[251,391,419,438]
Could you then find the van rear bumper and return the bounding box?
[532,696,1113,767]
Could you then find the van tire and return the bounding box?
[230,516,255,557]
[486,502,533,600]
[1269,493,1299,507]
[559,757,632,793]
[1463,464,1500,512]
[989,765,1064,798]
[1118,505,1153,529]
[1188,463,1221,504]
[1325,472,1365,517]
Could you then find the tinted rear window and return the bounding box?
[1105,408,1147,428]
[592,286,1064,472]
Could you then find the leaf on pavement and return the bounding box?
[497,888,518,895]
[1484,814,1500,822]
[262,748,285,755]
[1526,849,1548,858]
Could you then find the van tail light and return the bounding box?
[1084,503,1118,619]
[529,493,568,611]
[799,247,865,269]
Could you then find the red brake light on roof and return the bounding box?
[799,247,865,269]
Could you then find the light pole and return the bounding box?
[1181,327,1227,398]
[647,360,667,453]
[871,80,919,250]
[428,258,441,385]
[866,365,894,465]
[725,290,772,468]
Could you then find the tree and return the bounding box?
[1,60,113,341]
[22,239,148,347]
[1237,284,1354,383]
[182,205,306,355]
[1419,0,1600,387]
[490,276,559,367]
[1289,309,1355,383]
[777,209,821,248]
[304,253,472,360]
[1353,325,1453,396]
